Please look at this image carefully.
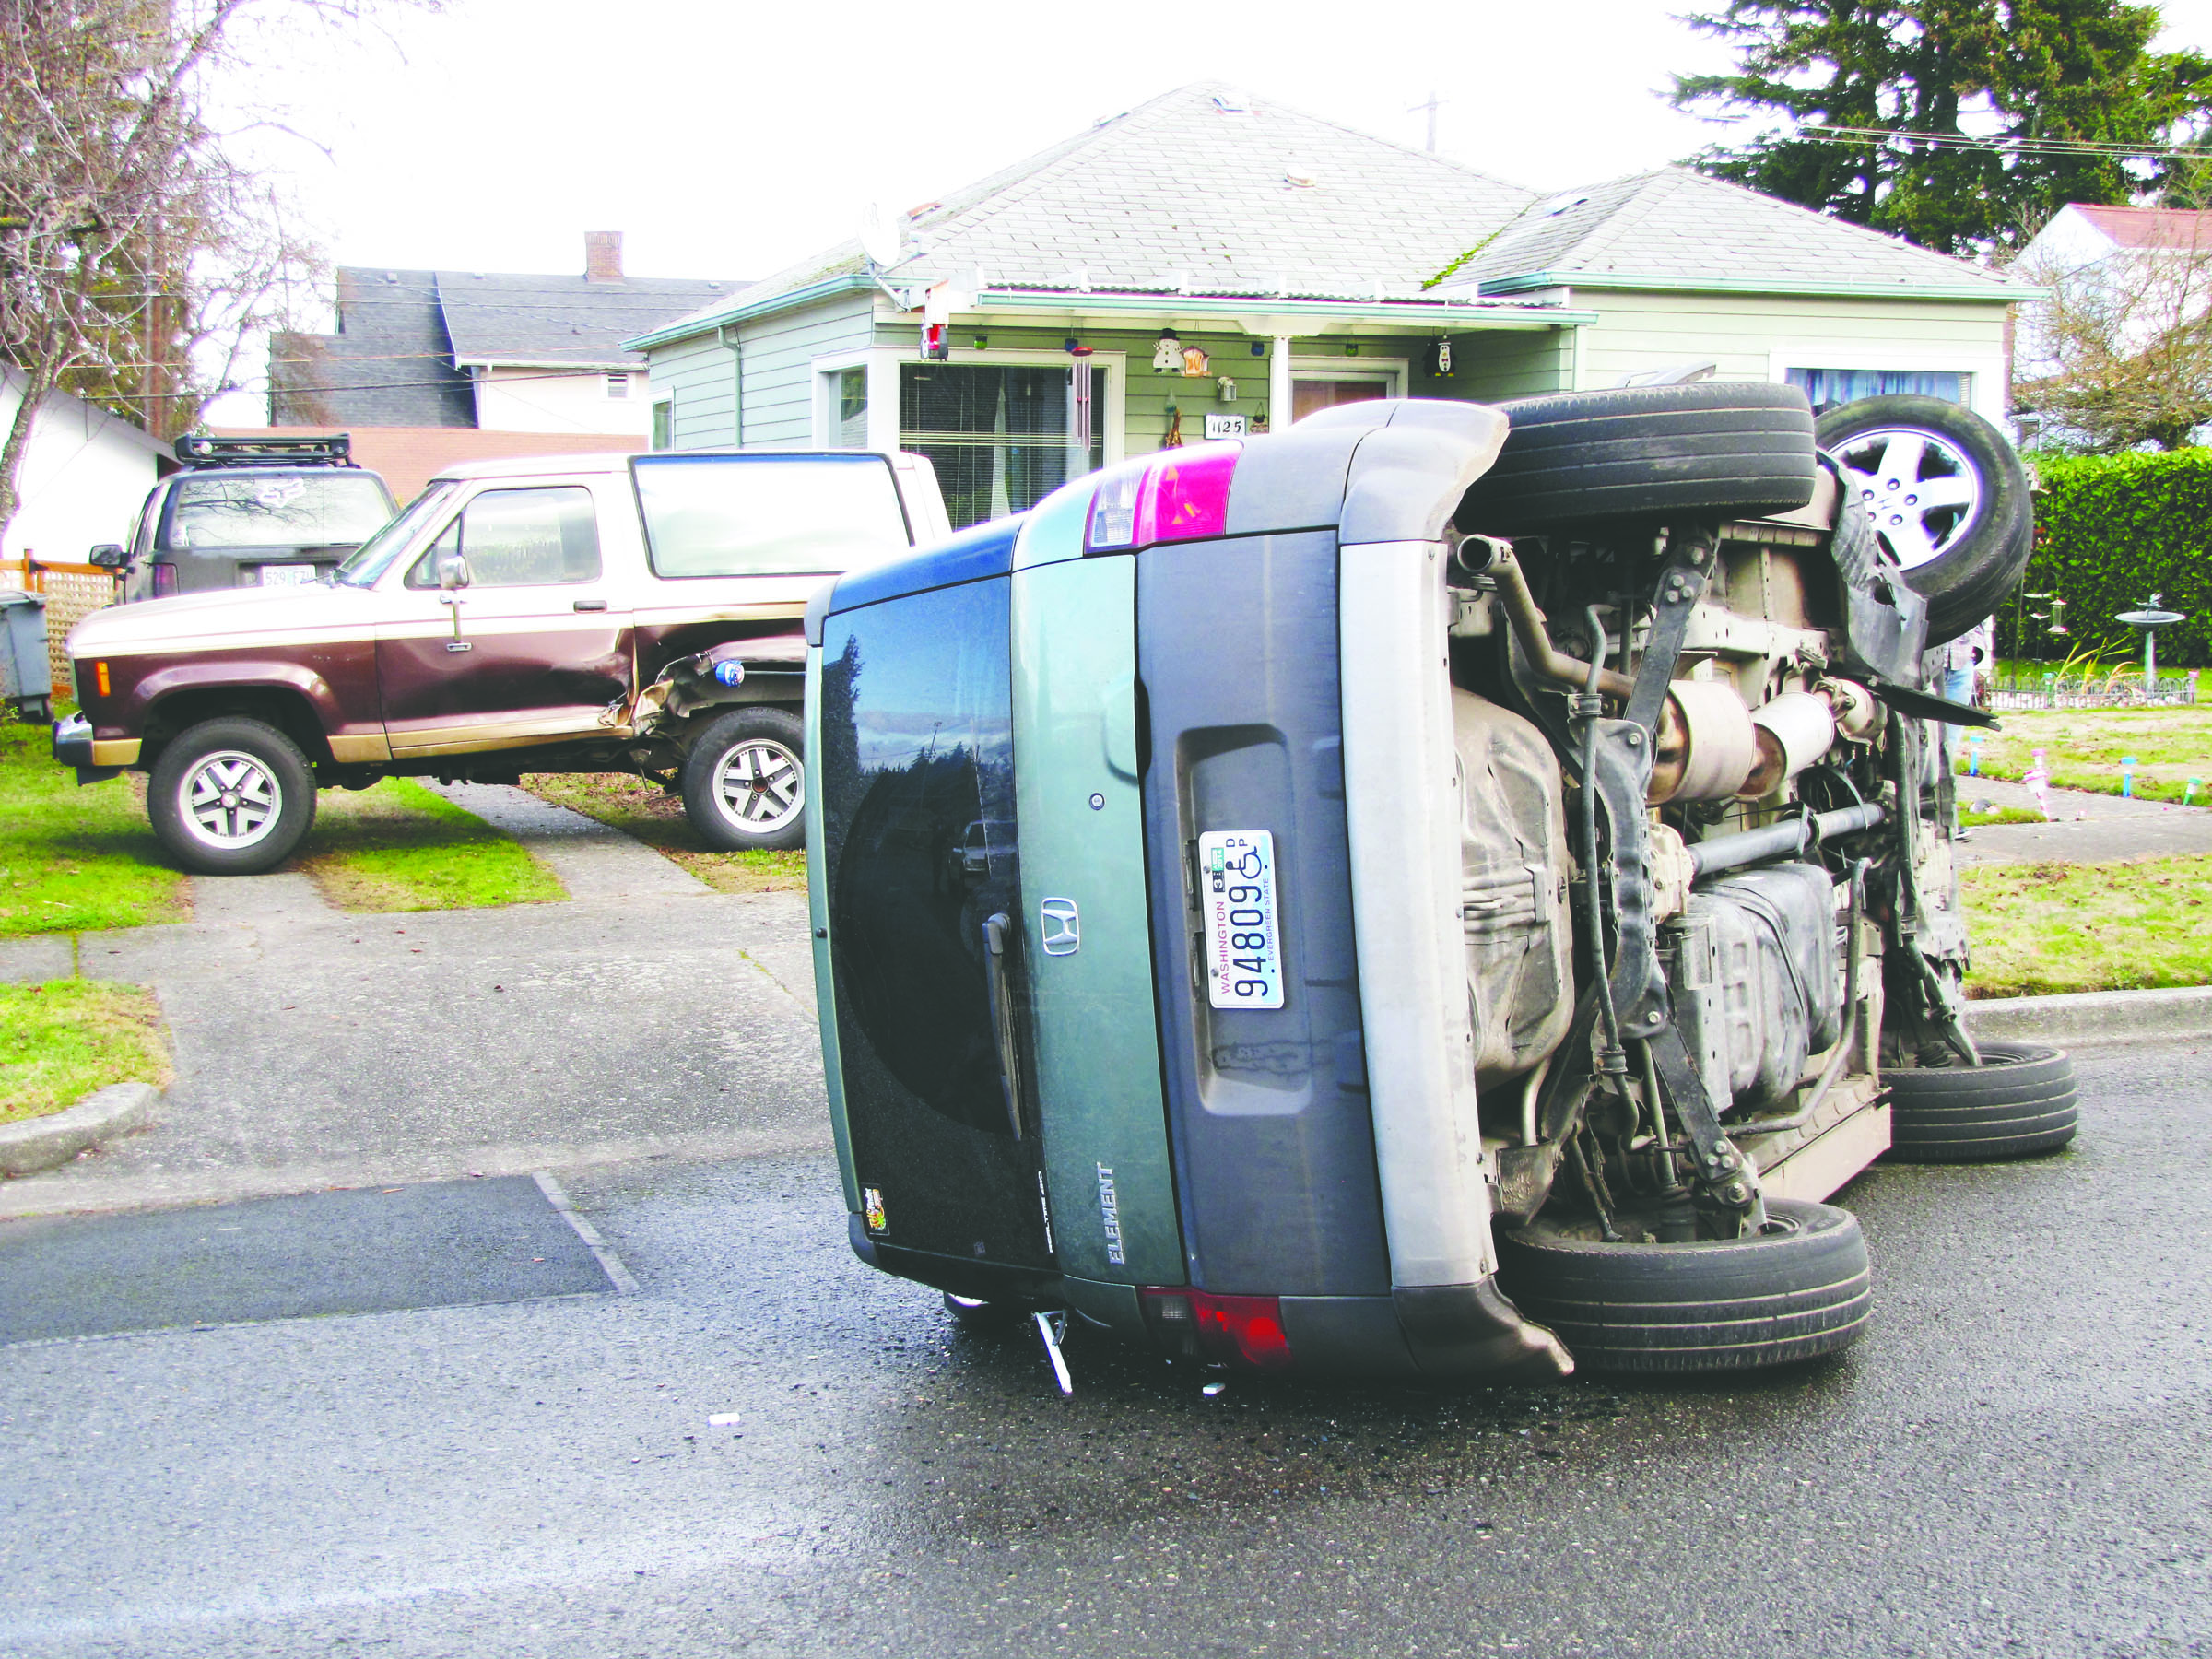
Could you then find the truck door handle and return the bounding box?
[572,598,607,612]
[982,912,1025,1139]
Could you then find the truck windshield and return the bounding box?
[163,472,395,550]
[333,483,458,588]
[632,453,911,579]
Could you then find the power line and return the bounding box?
[1792,124,2212,160]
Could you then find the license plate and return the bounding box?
[1198,830,1283,1010]
[259,564,316,587]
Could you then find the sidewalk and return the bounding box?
[0,799,829,1219]
[1956,777,2212,866]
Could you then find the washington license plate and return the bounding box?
[1199,830,1283,1010]
[259,564,316,587]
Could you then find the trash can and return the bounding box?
[0,589,52,723]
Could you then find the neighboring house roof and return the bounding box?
[2061,203,2212,252]
[218,426,641,501]
[634,83,1545,347]
[1435,166,2033,300]
[273,242,746,427]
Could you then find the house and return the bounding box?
[1,368,172,569]
[629,84,2036,529]
[270,233,745,439]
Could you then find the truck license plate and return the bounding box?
[259,564,316,587]
[1198,830,1283,1010]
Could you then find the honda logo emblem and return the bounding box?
[1040,897,1080,956]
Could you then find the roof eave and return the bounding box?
[1476,269,2046,303]
[959,288,1592,329]
[453,356,642,371]
[622,272,877,351]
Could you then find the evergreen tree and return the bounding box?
[1672,0,2212,255]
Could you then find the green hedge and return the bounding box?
[2002,451,2212,668]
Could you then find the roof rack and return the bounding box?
[174,433,357,470]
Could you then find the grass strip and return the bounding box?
[300,779,566,912]
[0,716,188,938]
[1962,853,2212,998]
[520,772,806,895]
[1968,704,2212,805]
[0,980,171,1125]
[1958,805,2047,829]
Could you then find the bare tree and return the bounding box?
[2011,212,2212,452]
[0,0,428,545]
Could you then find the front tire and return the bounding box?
[1881,1041,2078,1163]
[1817,394,2032,646]
[1494,1198,1872,1373]
[680,705,806,852]
[147,716,317,876]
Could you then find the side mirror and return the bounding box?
[437,553,470,592]
[88,545,129,569]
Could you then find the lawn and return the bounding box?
[300,779,567,912]
[1967,702,2212,804]
[521,771,806,894]
[0,979,171,1124]
[0,717,189,938]
[1962,853,2212,997]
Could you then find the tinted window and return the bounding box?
[819,579,1017,1135]
[162,472,394,550]
[406,486,601,589]
[633,453,910,579]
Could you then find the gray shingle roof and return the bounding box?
[435,272,740,366]
[1435,166,2023,298]
[270,268,474,428]
[645,83,1542,341]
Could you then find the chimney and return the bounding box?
[584,231,623,283]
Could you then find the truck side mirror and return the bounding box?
[437,553,470,592]
[88,545,129,569]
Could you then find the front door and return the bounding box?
[375,482,632,757]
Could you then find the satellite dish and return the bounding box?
[858,203,900,269]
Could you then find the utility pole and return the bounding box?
[1409,89,1444,153]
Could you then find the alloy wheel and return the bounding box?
[1830,426,1985,571]
[179,750,284,849]
[713,738,802,835]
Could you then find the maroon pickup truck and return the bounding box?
[52,448,952,874]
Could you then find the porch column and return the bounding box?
[1269,334,1294,431]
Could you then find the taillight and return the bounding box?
[1139,1288,1294,1371]
[1085,442,1241,552]
[150,562,178,597]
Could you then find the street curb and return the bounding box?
[0,1082,160,1179]
[1968,986,2212,1047]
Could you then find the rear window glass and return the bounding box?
[632,454,910,580]
[163,472,394,550]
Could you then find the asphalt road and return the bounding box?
[3,1040,2206,1659]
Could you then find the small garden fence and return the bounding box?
[2,557,119,691]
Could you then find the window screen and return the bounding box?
[632,453,911,579]
[406,485,601,588]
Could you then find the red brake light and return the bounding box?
[1139,1288,1293,1371]
[1085,442,1241,552]
[150,562,178,597]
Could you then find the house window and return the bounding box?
[830,366,868,448]
[1785,368,1966,414]
[651,399,673,452]
[606,373,631,400]
[899,362,1105,528]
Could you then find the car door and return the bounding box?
[375,480,633,757]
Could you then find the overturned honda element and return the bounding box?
[805,383,2076,1381]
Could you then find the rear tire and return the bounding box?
[147,716,317,876]
[1817,395,2032,646]
[1494,1197,1872,1373]
[680,705,806,852]
[1460,381,1819,530]
[1881,1041,2078,1162]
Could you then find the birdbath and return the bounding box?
[2115,594,2185,694]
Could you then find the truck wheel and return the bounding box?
[147,716,317,876]
[1817,395,2032,646]
[1493,1198,1872,1373]
[1460,381,1819,531]
[681,706,806,852]
[1881,1041,2078,1163]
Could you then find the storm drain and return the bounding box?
[0,1173,628,1347]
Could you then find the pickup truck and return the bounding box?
[53,448,951,874]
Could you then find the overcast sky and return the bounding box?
[205,0,2212,418]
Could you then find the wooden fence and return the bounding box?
[3,557,119,693]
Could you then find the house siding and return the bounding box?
[1559,288,2015,419]
[649,335,737,450]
